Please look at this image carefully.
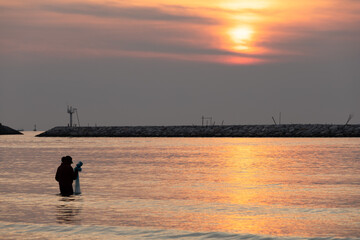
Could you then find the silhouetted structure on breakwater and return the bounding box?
[36,124,360,137]
[0,123,23,135]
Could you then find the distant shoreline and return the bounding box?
[36,124,360,137]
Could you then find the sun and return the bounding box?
[228,26,254,51]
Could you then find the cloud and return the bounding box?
[1,2,268,64]
[2,0,359,65]
[41,2,216,24]
[1,1,360,129]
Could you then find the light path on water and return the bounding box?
[0,132,360,239]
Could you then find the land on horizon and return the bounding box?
[36,124,360,138]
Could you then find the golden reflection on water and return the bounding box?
[0,134,359,237]
[157,138,360,236]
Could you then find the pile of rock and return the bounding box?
[0,123,23,135]
[36,124,360,137]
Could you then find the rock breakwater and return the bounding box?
[0,124,23,135]
[36,124,360,137]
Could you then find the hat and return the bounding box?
[61,156,73,164]
[66,156,73,164]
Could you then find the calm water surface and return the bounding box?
[0,132,360,239]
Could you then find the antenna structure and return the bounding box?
[345,114,354,125]
[67,106,81,127]
[201,116,213,126]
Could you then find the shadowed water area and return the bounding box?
[0,132,359,239]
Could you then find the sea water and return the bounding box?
[0,132,359,239]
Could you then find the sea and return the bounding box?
[0,132,359,240]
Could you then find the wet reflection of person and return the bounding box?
[56,198,82,224]
[55,156,79,196]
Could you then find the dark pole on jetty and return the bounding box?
[67,106,80,127]
[272,117,277,125]
[345,114,354,125]
[279,112,282,125]
[202,116,213,127]
[67,106,74,127]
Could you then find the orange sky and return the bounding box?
[1,0,359,64]
[0,0,359,130]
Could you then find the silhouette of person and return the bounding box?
[55,156,78,196]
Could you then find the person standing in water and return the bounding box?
[55,156,78,196]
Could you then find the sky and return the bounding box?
[0,0,359,130]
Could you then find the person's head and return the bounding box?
[65,156,73,164]
[61,155,73,164]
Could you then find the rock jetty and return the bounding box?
[0,123,23,135]
[36,124,360,137]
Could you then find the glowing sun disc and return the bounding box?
[228,26,254,50]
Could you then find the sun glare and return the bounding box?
[228,26,254,51]
[220,1,270,10]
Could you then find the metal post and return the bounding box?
[279,112,281,125]
[272,117,277,125]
